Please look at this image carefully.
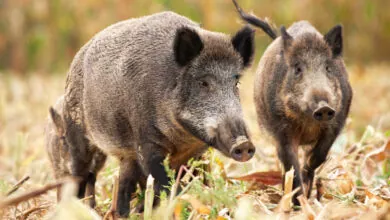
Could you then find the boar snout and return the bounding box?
[230,137,255,162]
[312,101,335,121]
[213,118,255,162]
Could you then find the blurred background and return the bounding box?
[0,1,389,218]
[1,0,390,72]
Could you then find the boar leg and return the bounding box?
[302,130,337,198]
[85,151,107,207]
[136,143,170,206]
[276,136,302,205]
[66,124,94,199]
[84,172,97,207]
[117,159,142,217]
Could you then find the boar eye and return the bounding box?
[199,80,209,88]
[59,136,66,144]
[233,74,241,80]
[326,65,331,72]
[294,64,302,76]
[233,74,241,87]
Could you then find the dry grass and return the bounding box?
[0,64,389,219]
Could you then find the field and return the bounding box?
[0,64,389,219]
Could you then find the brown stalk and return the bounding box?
[170,165,185,202]
[16,204,51,219]
[103,175,119,220]
[0,179,71,209]
[6,176,30,196]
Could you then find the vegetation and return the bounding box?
[0,0,389,219]
[0,64,389,219]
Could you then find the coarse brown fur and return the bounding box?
[257,24,352,204]
[233,1,353,205]
[45,95,106,207]
[62,11,256,217]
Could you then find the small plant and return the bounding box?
[163,155,176,189]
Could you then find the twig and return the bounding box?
[252,195,273,215]
[16,204,51,219]
[103,176,119,220]
[80,195,93,202]
[319,177,359,181]
[170,165,185,202]
[6,176,30,196]
[182,166,196,180]
[297,195,316,220]
[177,176,201,197]
[0,179,71,209]
[313,199,323,210]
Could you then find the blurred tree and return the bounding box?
[0,0,389,74]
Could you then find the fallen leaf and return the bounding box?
[373,139,390,162]
[379,186,390,200]
[198,206,211,215]
[180,194,210,215]
[229,171,282,185]
[338,175,354,194]
[173,200,185,220]
[364,189,387,208]
[325,170,355,195]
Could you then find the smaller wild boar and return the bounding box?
[45,95,106,207]
[233,0,353,204]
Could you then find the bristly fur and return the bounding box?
[252,19,353,204]
[45,95,106,207]
[62,11,255,217]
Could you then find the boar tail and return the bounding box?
[232,0,277,40]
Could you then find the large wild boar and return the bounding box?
[63,11,256,217]
[233,0,353,204]
[45,95,106,207]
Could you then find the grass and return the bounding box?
[0,64,389,219]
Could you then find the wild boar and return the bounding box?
[45,95,106,207]
[233,0,353,204]
[63,11,256,217]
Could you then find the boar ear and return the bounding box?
[280,26,293,49]
[232,25,255,68]
[174,27,204,66]
[324,24,343,57]
[49,107,65,136]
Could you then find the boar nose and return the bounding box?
[313,105,335,121]
[230,140,255,162]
